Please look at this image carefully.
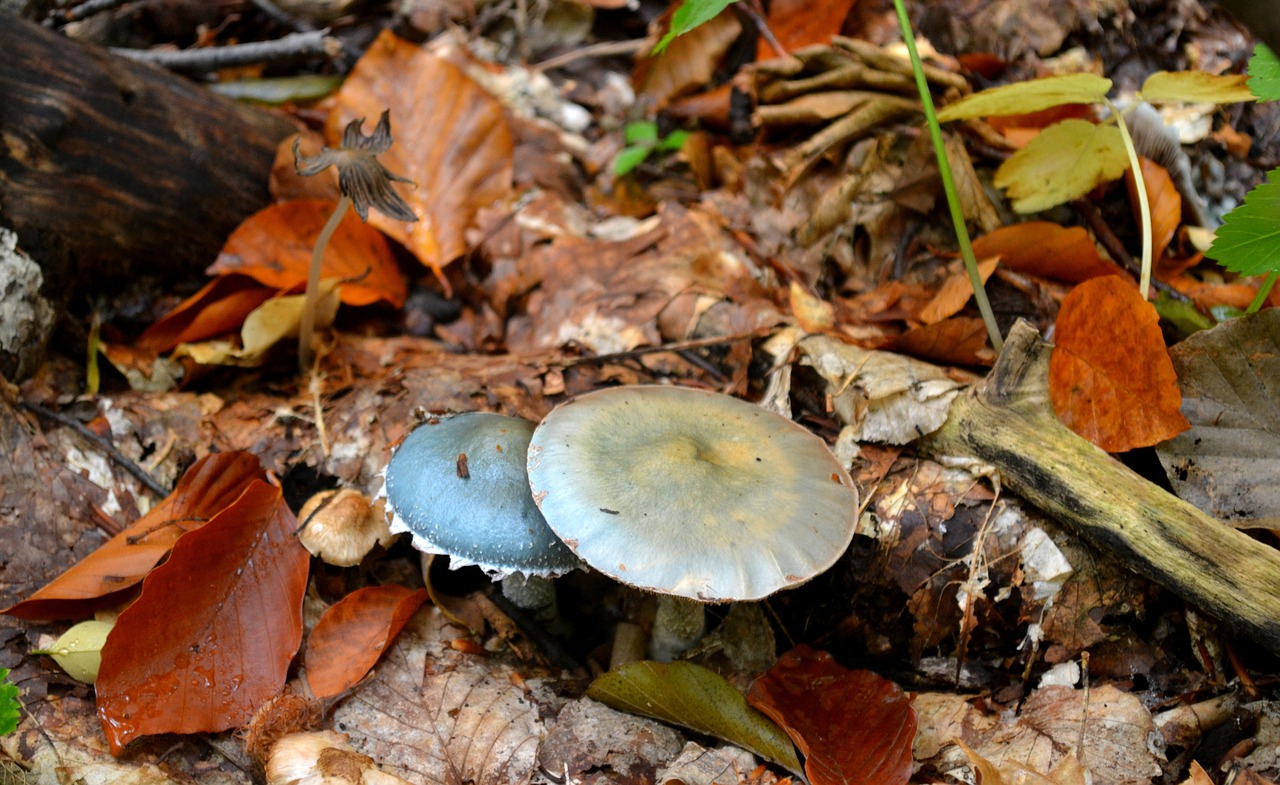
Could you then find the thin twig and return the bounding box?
[20,401,171,498]
[532,39,648,72]
[58,0,131,23]
[552,328,774,368]
[110,29,335,73]
[247,0,315,32]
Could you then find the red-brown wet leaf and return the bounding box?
[304,585,430,699]
[971,222,1128,283]
[328,31,514,287]
[136,274,275,353]
[759,0,857,58]
[1126,157,1180,263]
[208,199,406,308]
[1049,276,1189,452]
[3,452,265,621]
[747,645,915,785]
[96,480,309,754]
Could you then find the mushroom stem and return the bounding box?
[500,573,561,626]
[648,595,706,662]
[298,194,351,372]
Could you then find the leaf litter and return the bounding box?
[5,2,1280,785]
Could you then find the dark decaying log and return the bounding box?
[0,14,296,313]
[922,320,1280,655]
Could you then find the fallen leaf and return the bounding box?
[95,480,310,754]
[209,199,407,308]
[1140,70,1255,105]
[747,645,915,785]
[972,222,1129,283]
[995,120,1129,213]
[304,585,430,699]
[636,6,742,108]
[936,74,1112,122]
[31,619,114,684]
[789,282,836,332]
[174,279,341,367]
[918,259,999,324]
[537,697,684,784]
[329,31,514,284]
[760,0,857,57]
[1126,157,1181,263]
[3,452,266,621]
[1156,309,1280,526]
[330,607,546,785]
[587,660,802,774]
[1049,276,1190,452]
[883,317,996,367]
[135,274,276,353]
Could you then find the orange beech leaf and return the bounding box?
[3,452,265,621]
[882,317,996,367]
[759,0,857,58]
[918,259,999,324]
[136,274,275,353]
[1049,276,1190,452]
[971,222,1128,283]
[1167,275,1274,311]
[328,31,514,288]
[789,282,836,332]
[96,480,309,754]
[1126,157,1180,263]
[208,199,406,308]
[304,585,430,699]
[748,646,915,785]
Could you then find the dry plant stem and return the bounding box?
[921,321,1280,654]
[1108,99,1153,297]
[891,0,1003,353]
[110,29,333,73]
[298,195,350,372]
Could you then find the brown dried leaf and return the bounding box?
[635,8,743,108]
[304,585,429,699]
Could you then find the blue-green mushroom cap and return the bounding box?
[381,413,580,578]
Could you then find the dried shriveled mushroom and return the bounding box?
[527,386,859,657]
[296,489,396,567]
[379,413,580,622]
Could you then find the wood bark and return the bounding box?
[0,14,296,310]
[922,321,1280,654]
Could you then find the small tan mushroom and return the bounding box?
[297,489,396,567]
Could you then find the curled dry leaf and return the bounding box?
[135,274,275,353]
[95,481,310,754]
[3,452,265,621]
[635,5,742,108]
[747,645,915,785]
[918,259,999,325]
[209,199,407,308]
[1126,157,1181,263]
[1049,276,1190,452]
[328,31,514,285]
[304,584,429,699]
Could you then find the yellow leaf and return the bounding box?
[32,620,114,684]
[175,279,341,367]
[936,74,1112,122]
[1141,71,1255,105]
[994,120,1129,213]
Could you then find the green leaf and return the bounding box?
[1249,44,1280,102]
[653,0,740,55]
[587,660,802,774]
[1153,291,1214,336]
[1140,71,1255,105]
[0,668,19,736]
[657,129,691,152]
[624,121,659,145]
[935,73,1112,122]
[31,619,113,684]
[994,119,1129,213]
[613,145,653,176]
[1208,167,1280,276]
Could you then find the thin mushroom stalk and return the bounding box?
[291,110,417,372]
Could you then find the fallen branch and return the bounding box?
[920,320,1280,653]
[111,29,336,72]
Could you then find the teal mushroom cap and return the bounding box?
[527,386,859,602]
[382,412,580,577]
